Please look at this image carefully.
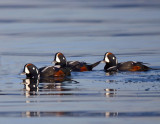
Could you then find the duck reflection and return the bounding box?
[23,77,79,97]
[21,111,119,118]
[106,71,117,76]
[105,112,118,117]
[105,88,117,97]
[7,110,160,118]
[23,78,39,97]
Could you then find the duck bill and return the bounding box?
[20,72,26,75]
[51,61,57,64]
[101,60,105,63]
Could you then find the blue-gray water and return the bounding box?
[0,0,160,124]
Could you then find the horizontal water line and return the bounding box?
[0,111,160,118]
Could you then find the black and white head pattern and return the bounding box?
[23,63,39,78]
[104,52,118,66]
[54,52,67,66]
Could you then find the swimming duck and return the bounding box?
[53,52,101,72]
[21,63,71,79]
[102,52,150,72]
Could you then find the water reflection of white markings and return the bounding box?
[26,111,31,118]
[23,79,39,97]
[105,112,118,117]
[105,88,117,97]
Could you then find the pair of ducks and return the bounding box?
[21,52,150,79]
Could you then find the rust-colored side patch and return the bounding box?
[54,70,65,77]
[130,66,141,71]
[80,66,88,72]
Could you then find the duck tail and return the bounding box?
[142,66,160,71]
[90,61,101,69]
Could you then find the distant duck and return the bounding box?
[21,63,71,79]
[102,52,151,72]
[53,52,101,72]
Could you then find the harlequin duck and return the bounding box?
[53,52,101,72]
[21,63,40,78]
[21,63,71,79]
[103,52,150,72]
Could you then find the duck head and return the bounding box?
[53,52,67,67]
[21,63,39,79]
[102,52,118,71]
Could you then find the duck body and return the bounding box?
[117,61,150,71]
[39,65,71,77]
[67,61,101,72]
[103,52,151,72]
[21,63,71,79]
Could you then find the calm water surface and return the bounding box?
[0,0,160,124]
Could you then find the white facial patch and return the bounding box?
[105,55,110,63]
[56,55,60,62]
[25,66,30,74]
